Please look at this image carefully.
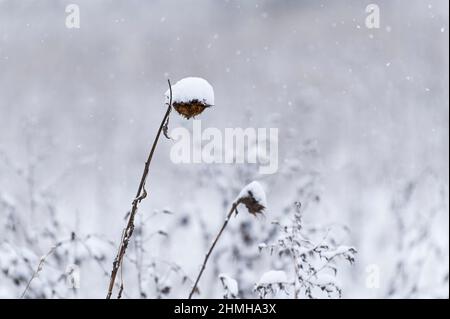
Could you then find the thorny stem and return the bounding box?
[106,80,173,299]
[188,201,240,299]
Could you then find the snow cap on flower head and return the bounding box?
[235,181,267,216]
[165,77,214,119]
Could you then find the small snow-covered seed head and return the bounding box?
[165,77,214,119]
[235,181,267,216]
[239,196,265,216]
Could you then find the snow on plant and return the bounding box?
[387,171,449,298]
[219,273,238,299]
[107,78,213,298]
[235,181,267,216]
[188,181,266,298]
[258,202,356,299]
[165,77,214,119]
[20,233,114,298]
[192,138,322,297]
[125,209,194,298]
[254,270,289,298]
[0,138,116,299]
[1,223,115,298]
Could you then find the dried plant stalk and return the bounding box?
[106,80,173,299]
[188,182,266,299]
[188,202,239,299]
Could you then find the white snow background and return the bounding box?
[0,0,448,299]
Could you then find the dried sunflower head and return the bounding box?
[173,99,211,119]
[238,194,266,216]
[235,181,267,216]
[165,77,214,119]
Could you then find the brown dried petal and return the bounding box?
[173,99,210,119]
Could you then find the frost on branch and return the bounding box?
[165,77,214,119]
[259,202,357,299]
[219,273,238,299]
[234,181,267,216]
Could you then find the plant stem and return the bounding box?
[106,81,172,299]
[188,202,239,299]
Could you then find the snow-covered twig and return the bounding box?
[259,202,356,299]
[20,242,63,298]
[21,233,118,299]
[254,270,290,298]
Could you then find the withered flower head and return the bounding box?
[239,195,266,216]
[173,99,211,119]
[235,181,267,216]
[165,77,214,119]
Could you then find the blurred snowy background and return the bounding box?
[0,0,448,298]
